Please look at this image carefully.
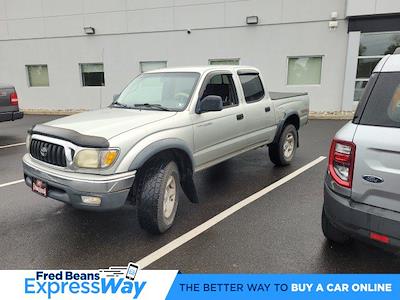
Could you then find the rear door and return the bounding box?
[352,72,400,212]
[237,71,276,145]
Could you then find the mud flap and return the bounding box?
[181,171,199,203]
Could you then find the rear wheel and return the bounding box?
[269,124,297,166]
[321,208,351,244]
[136,159,180,234]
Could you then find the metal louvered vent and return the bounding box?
[30,139,67,167]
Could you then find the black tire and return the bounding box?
[321,208,351,244]
[136,159,180,234]
[269,124,298,166]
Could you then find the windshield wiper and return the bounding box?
[134,103,172,111]
[110,102,132,109]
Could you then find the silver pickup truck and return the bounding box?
[23,66,309,233]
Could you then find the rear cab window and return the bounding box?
[238,73,265,103]
[355,72,400,128]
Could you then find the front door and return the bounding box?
[192,72,246,170]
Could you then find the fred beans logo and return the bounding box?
[24,263,145,299]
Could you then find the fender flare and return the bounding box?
[128,139,199,203]
[272,111,300,147]
[128,138,194,171]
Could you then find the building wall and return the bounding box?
[0,0,348,112]
[346,0,400,17]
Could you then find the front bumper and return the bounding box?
[323,174,400,249]
[0,111,23,122]
[22,154,136,211]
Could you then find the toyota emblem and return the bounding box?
[40,146,48,157]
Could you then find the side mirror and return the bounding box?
[113,94,120,101]
[197,95,223,113]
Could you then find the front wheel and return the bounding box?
[137,160,180,234]
[269,124,297,166]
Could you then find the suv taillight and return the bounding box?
[10,92,18,106]
[328,139,356,188]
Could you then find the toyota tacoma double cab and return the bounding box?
[23,66,309,233]
[0,84,23,122]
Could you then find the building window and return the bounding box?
[26,65,49,87]
[80,63,105,86]
[209,58,240,65]
[287,56,322,85]
[140,61,167,73]
[355,32,400,101]
[238,73,265,102]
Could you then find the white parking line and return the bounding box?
[136,156,327,268]
[0,142,26,149]
[0,179,25,188]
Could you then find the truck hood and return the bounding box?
[45,108,177,140]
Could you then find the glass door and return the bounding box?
[354,32,400,102]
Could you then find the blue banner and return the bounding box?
[3,269,400,299]
[167,274,399,300]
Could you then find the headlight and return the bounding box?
[26,134,32,152]
[74,149,119,169]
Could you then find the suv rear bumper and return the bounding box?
[22,154,136,211]
[324,174,400,249]
[0,111,23,122]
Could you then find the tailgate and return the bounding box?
[351,71,400,212]
[0,86,15,112]
[352,125,400,212]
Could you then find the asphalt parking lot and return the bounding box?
[1,115,399,272]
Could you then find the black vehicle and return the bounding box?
[0,84,23,122]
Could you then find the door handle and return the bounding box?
[236,114,244,120]
[197,122,213,127]
[265,107,271,112]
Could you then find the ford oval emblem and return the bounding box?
[40,146,48,157]
[362,175,384,184]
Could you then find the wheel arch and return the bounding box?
[272,112,300,147]
[129,139,198,203]
[129,139,194,171]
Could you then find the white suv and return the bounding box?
[322,48,400,249]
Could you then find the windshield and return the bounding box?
[114,72,200,111]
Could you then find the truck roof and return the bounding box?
[145,65,260,74]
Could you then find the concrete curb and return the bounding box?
[22,109,355,120]
[309,112,354,120]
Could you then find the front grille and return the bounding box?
[30,139,67,167]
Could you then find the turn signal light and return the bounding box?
[102,150,118,167]
[328,139,356,188]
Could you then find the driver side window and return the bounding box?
[200,74,238,108]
